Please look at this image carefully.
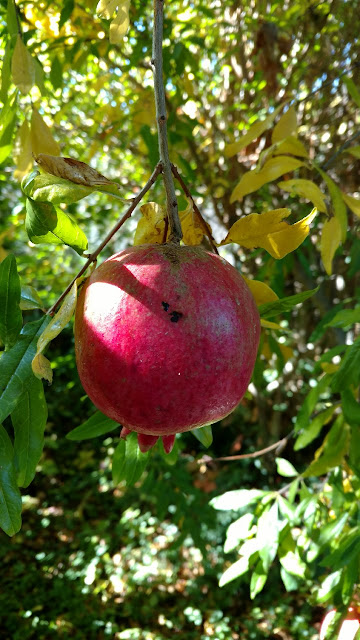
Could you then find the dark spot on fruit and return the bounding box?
[162,301,170,312]
[170,311,183,323]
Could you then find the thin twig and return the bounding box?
[171,164,219,255]
[151,0,182,244]
[198,433,293,464]
[47,163,162,316]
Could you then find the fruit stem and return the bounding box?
[152,0,182,244]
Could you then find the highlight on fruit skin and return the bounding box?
[74,243,261,453]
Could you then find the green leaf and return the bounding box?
[12,376,47,487]
[316,570,342,604]
[279,550,307,578]
[192,424,213,448]
[219,556,250,587]
[326,307,360,328]
[258,288,319,319]
[341,389,360,427]
[6,0,18,36]
[275,457,298,477]
[250,560,268,599]
[0,316,50,424]
[59,0,75,29]
[317,168,348,242]
[0,424,22,536]
[344,77,360,108]
[303,416,350,478]
[294,375,330,433]
[23,172,95,205]
[0,254,22,350]
[20,285,44,311]
[67,410,119,440]
[0,42,12,103]
[256,502,279,571]
[280,567,300,592]
[25,198,88,255]
[112,433,149,486]
[331,337,360,392]
[224,513,255,553]
[317,512,348,547]
[50,55,63,91]
[210,489,269,511]
[294,405,336,450]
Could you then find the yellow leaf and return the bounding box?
[32,353,53,383]
[273,136,308,158]
[32,281,78,381]
[320,217,342,275]
[13,120,33,181]
[321,362,339,374]
[317,169,347,242]
[260,319,284,330]
[31,108,61,157]
[97,0,118,18]
[110,1,130,44]
[230,156,305,202]
[242,276,279,306]
[11,35,35,95]
[279,344,294,361]
[224,104,284,157]
[342,192,360,218]
[134,202,167,246]
[221,207,317,259]
[179,199,211,246]
[272,105,297,143]
[278,179,327,213]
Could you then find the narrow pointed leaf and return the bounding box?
[317,168,348,241]
[192,424,213,448]
[278,179,327,213]
[272,105,297,143]
[258,287,319,318]
[230,156,305,202]
[0,254,22,350]
[321,217,342,275]
[67,411,119,440]
[225,104,283,157]
[342,192,360,218]
[331,337,360,392]
[303,417,350,477]
[112,433,149,486]
[0,425,22,536]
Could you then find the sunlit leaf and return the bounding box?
[11,35,35,95]
[224,104,283,157]
[273,136,308,158]
[275,458,298,477]
[210,489,268,511]
[0,254,22,350]
[192,424,213,448]
[242,276,279,306]
[110,0,131,44]
[179,199,211,246]
[12,375,47,487]
[134,202,167,245]
[219,556,250,587]
[320,217,342,275]
[13,119,33,181]
[278,179,327,213]
[250,561,268,599]
[342,192,360,218]
[25,198,88,255]
[20,285,44,311]
[0,425,22,536]
[35,154,117,187]
[32,281,78,381]
[97,0,118,18]
[31,108,61,157]
[230,156,305,202]
[272,105,297,143]
[23,171,96,204]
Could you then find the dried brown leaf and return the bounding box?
[34,154,117,187]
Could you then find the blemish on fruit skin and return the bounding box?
[162,301,170,312]
[170,311,183,323]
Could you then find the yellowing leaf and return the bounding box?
[179,199,211,246]
[230,156,305,202]
[321,362,339,374]
[342,192,360,218]
[110,1,130,44]
[265,208,317,259]
[279,344,294,361]
[278,179,327,213]
[35,154,116,187]
[11,35,35,95]
[134,202,167,246]
[32,281,78,381]
[32,353,53,383]
[260,319,284,331]
[273,136,308,158]
[97,0,118,18]
[272,105,297,143]
[13,119,33,181]
[31,108,61,157]
[242,276,279,306]
[317,168,347,242]
[224,104,283,157]
[320,217,342,275]
[346,145,360,159]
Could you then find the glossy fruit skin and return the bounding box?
[75,244,260,449]
[319,608,360,640]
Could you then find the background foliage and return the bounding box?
[1,0,360,638]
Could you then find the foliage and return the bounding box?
[1,0,360,637]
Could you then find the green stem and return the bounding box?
[152,0,182,244]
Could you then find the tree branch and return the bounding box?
[151,0,182,244]
[47,163,162,316]
[198,433,294,464]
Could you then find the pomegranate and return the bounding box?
[319,608,360,640]
[74,243,260,452]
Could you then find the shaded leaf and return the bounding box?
[20,285,44,311]
[258,287,319,318]
[272,105,297,143]
[12,375,47,487]
[303,416,350,478]
[326,307,360,328]
[192,424,213,448]
[317,168,347,242]
[179,199,211,246]
[0,316,50,424]
[278,178,327,213]
[294,374,330,433]
[331,337,360,392]
[0,254,22,350]
[230,156,305,202]
[321,217,342,275]
[25,198,88,255]
[341,389,360,427]
[346,145,360,159]
[112,432,149,486]
[32,353,52,384]
[0,425,22,536]
[294,405,336,451]
[66,410,119,440]
[342,192,360,218]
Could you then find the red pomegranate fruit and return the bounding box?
[74,243,260,453]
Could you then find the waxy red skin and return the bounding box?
[75,244,260,444]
